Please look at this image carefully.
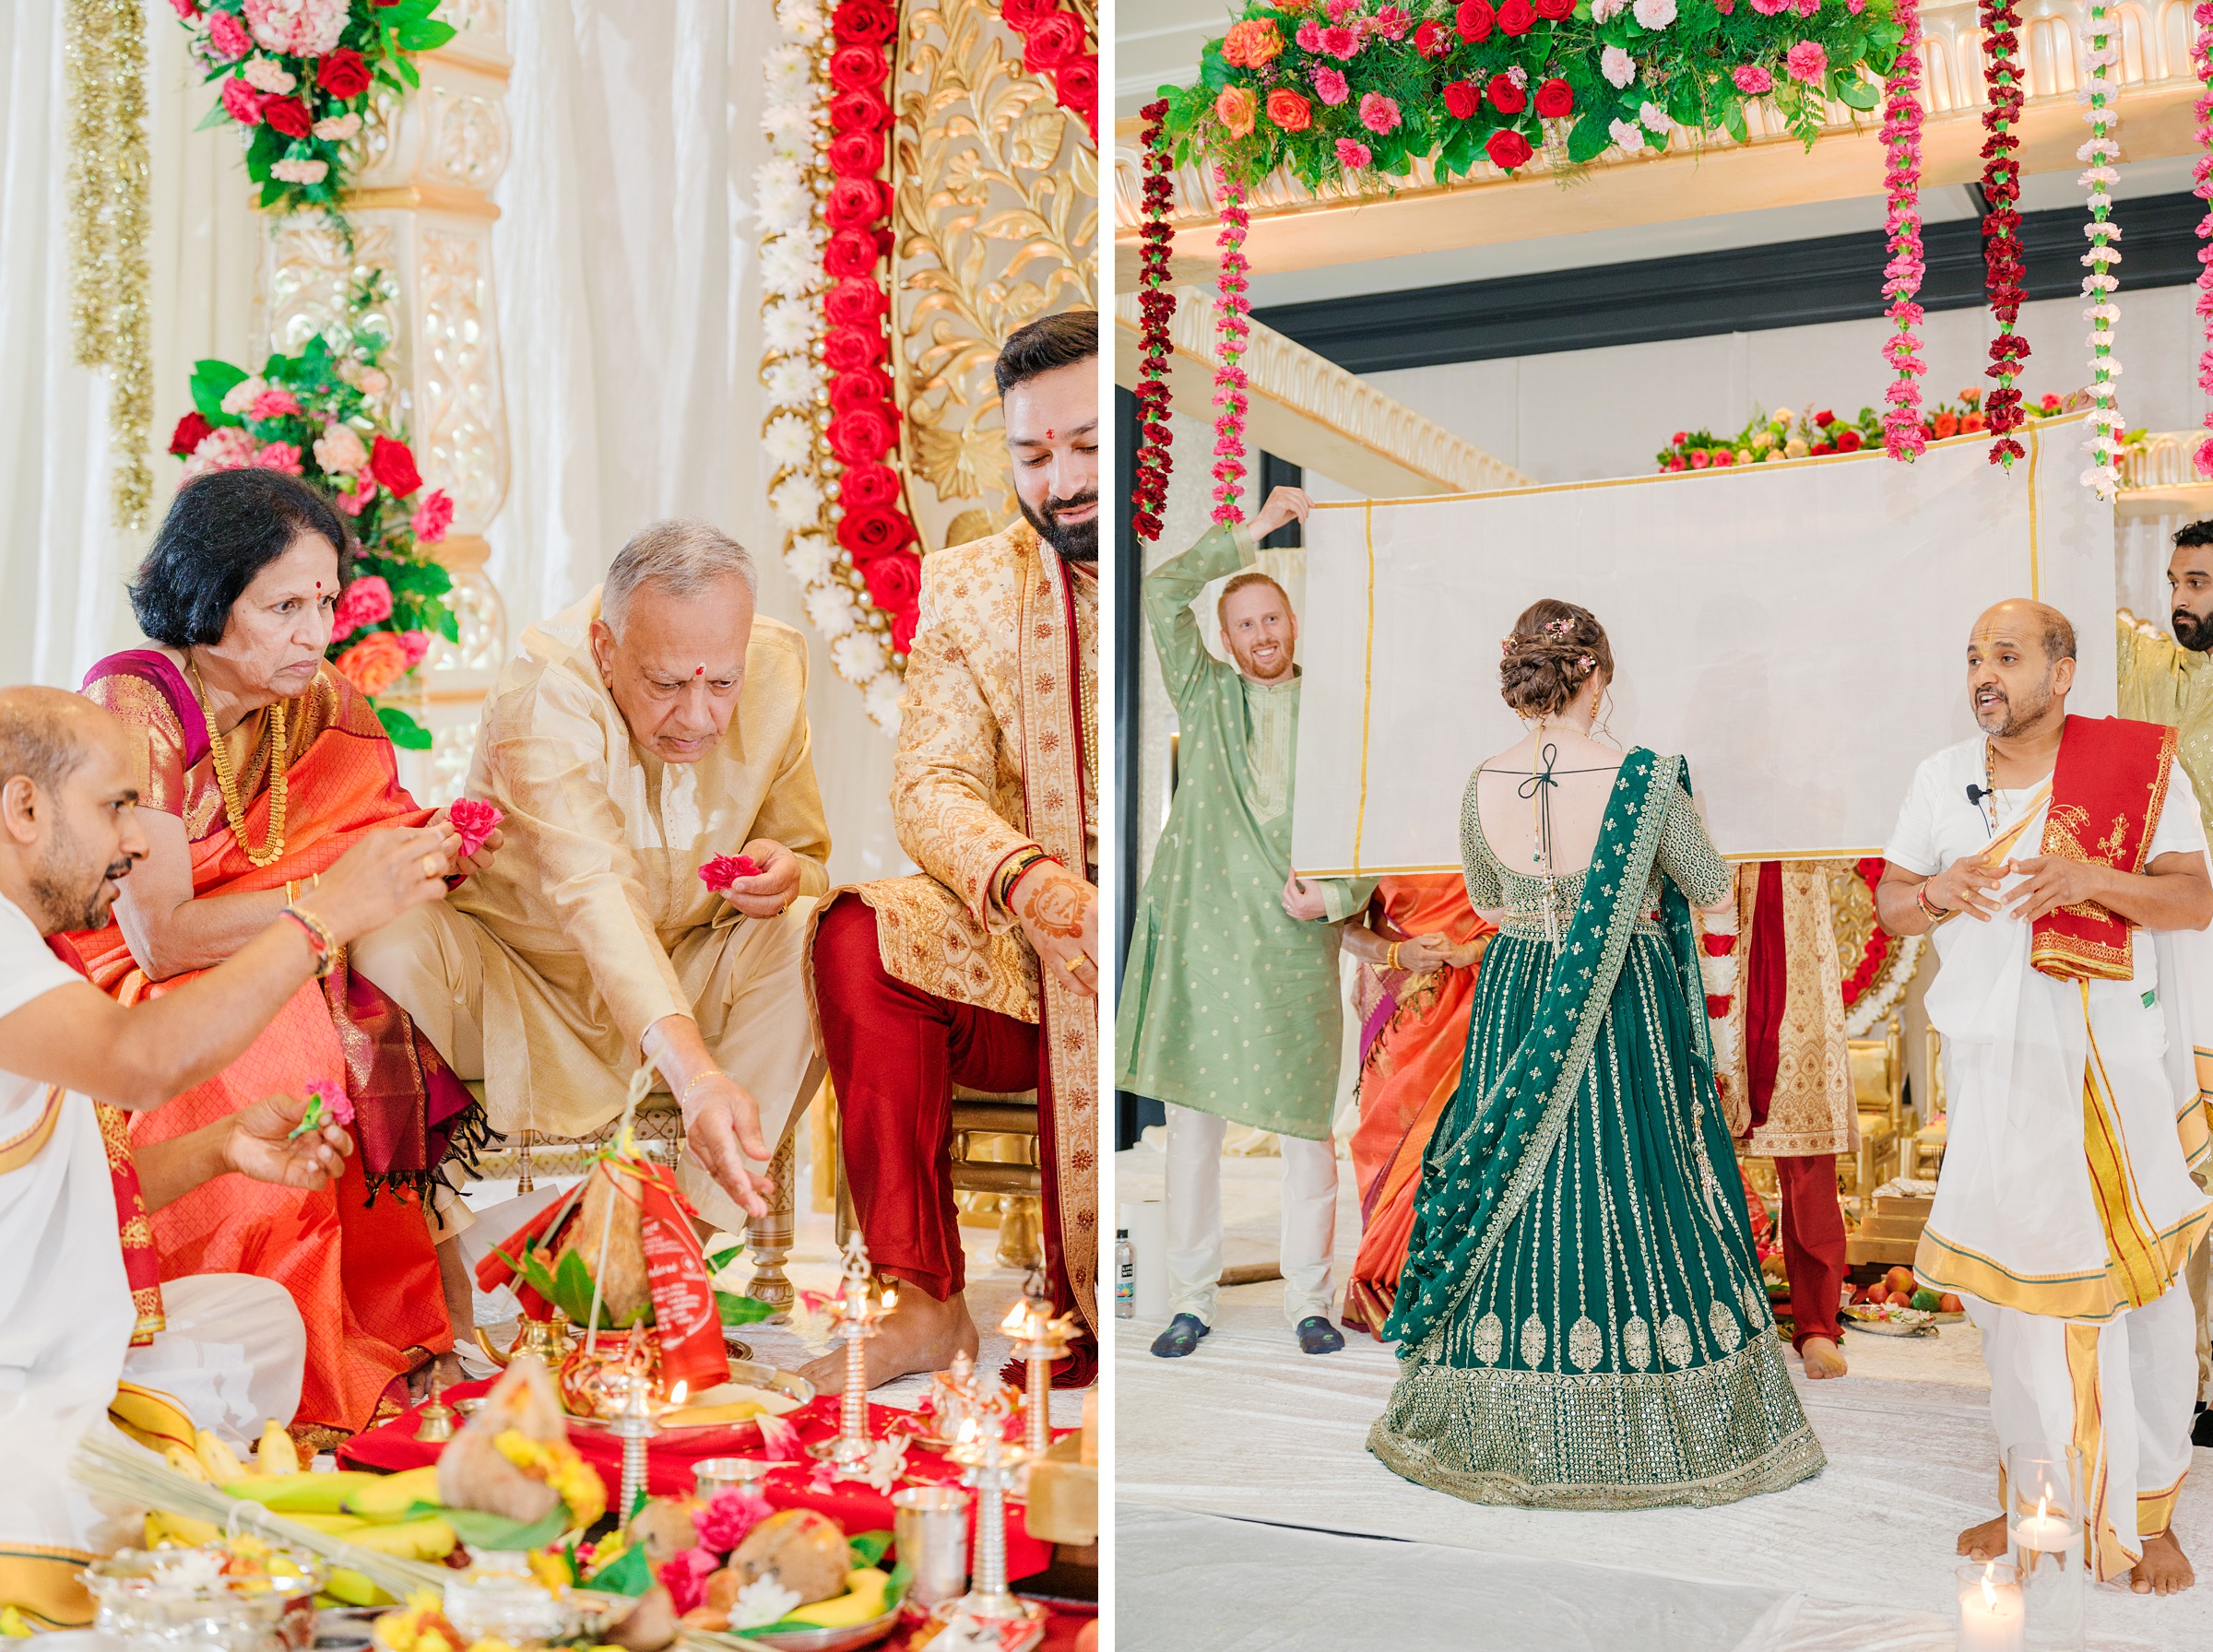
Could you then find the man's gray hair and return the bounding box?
[601,519,758,634]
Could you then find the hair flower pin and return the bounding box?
[1577,655,1595,671]
[1543,618,1573,638]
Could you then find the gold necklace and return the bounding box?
[188,656,289,867]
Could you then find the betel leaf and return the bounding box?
[375,705,433,750]
[847,1531,892,1569]
[189,360,250,424]
[1836,76,1880,112]
[586,1540,653,1598]
[716,1291,775,1327]
[440,1504,574,1553]
[1566,110,1613,166]
[551,1245,600,1326]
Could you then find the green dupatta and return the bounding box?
[1382,749,1719,1355]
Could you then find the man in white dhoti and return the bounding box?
[0,688,456,1623]
[1878,601,2213,1595]
[353,521,829,1235]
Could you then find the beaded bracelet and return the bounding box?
[993,846,1056,914]
[281,905,337,978]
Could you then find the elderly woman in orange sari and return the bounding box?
[68,468,494,1446]
[1339,874,1493,1336]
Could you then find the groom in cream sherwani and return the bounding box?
[1878,598,2213,1597]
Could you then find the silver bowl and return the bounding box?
[744,1608,900,1651]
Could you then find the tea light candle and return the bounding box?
[1956,1562,2025,1652]
[2015,1510,2076,1553]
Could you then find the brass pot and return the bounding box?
[558,1326,661,1419]
[473,1312,574,1370]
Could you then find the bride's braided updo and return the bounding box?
[1498,599,1613,719]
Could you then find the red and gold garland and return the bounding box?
[824,0,923,656]
[1978,0,2030,468]
[1131,98,1177,545]
[1000,0,1098,139]
[1839,857,1895,1012]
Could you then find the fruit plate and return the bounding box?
[740,1609,899,1651]
[1841,1304,1937,1337]
[563,1360,816,1449]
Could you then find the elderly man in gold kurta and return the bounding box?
[2118,514,2213,1444]
[809,310,1100,1390]
[354,520,829,1237]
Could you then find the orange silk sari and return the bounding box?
[1343,874,1494,1337]
[68,654,466,1444]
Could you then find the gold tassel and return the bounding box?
[64,0,152,531]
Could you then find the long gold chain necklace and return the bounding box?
[187,655,289,867]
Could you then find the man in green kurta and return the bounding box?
[2117,515,2213,1445]
[1118,486,1372,1360]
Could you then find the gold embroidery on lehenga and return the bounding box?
[1568,1316,1604,1372]
[1519,1312,1546,1369]
[1471,1311,1503,1366]
[1623,1316,1651,1371]
[1708,1300,1744,1354]
[1659,1313,1693,1368]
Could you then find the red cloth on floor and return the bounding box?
[814,896,1096,1388]
[1775,1153,1848,1350]
[339,1383,1055,1581]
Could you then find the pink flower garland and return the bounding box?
[1211,166,1252,525]
[2193,0,2213,477]
[1878,0,1927,460]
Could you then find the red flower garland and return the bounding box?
[827,0,922,656]
[1839,857,1894,1012]
[2192,0,2213,478]
[1979,0,2030,469]
[1000,0,1097,139]
[1131,100,1177,544]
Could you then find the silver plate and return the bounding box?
[564,1360,817,1444]
[743,1608,900,1650]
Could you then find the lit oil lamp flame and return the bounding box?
[667,1380,689,1408]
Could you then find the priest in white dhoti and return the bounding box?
[0,687,458,1624]
[353,521,830,1233]
[1879,600,2213,1596]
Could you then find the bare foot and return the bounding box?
[1957,1515,2008,1563]
[1799,1336,1848,1379]
[2132,1530,2196,1595]
[407,1350,466,1401]
[798,1285,979,1393]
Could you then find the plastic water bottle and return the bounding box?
[1115,1228,1134,1317]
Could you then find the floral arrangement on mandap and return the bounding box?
[169,0,456,217]
[1652,390,2118,473]
[166,277,456,750]
[1157,0,1901,187]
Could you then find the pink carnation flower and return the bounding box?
[250,387,302,421]
[657,1548,718,1618]
[398,631,431,668]
[1733,64,1775,93]
[1749,0,1789,13]
[1312,65,1350,105]
[219,78,266,125]
[243,0,348,57]
[303,1079,354,1128]
[1320,25,1361,58]
[1334,136,1372,171]
[409,488,454,544]
[1374,5,1413,39]
[692,1487,774,1553]
[333,476,376,516]
[1359,92,1402,135]
[182,425,257,479]
[1795,0,1819,12]
[252,442,304,475]
[1295,19,1322,49]
[330,574,394,640]
[700,854,766,892]
[1784,40,1828,83]
[207,10,250,59]
[313,421,367,477]
[1326,0,1355,18]
[446,799,504,858]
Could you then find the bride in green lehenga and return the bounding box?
[1371,600,1824,1510]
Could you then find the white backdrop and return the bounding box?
[1290,413,2117,875]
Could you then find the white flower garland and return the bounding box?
[753,0,904,733]
[2079,6,2124,500]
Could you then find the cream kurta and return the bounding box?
[355,589,831,1164]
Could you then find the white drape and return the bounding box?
[0,1,255,689]
[492,0,899,884]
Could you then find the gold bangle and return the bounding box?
[285,879,299,907]
[1386,940,1402,972]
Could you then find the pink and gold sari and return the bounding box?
[67,652,478,1444]
[1342,875,1493,1337]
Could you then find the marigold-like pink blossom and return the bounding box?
[250,387,302,421]
[242,0,348,57]
[1359,92,1402,135]
[252,442,303,475]
[180,425,257,479]
[409,489,454,544]
[1733,64,1775,94]
[1334,136,1372,171]
[1784,40,1828,83]
[1312,66,1350,105]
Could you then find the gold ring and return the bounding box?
[1060,951,1092,976]
[420,854,443,879]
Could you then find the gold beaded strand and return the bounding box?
[187,656,289,867]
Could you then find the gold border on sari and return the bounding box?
[1914,1208,2212,1324]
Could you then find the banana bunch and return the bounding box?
[786,1568,892,1628]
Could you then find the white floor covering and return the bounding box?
[1114,1143,2213,1650]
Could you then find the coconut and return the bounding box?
[559,1162,652,1327]
[434,1355,564,1521]
[730,1507,849,1605]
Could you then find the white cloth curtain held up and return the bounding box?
[492,0,898,884]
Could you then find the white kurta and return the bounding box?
[1887,738,2213,1575]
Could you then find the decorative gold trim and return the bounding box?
[1914,1207,2212,1323]
[340,184,501,220]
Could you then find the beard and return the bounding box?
[27,815,130,934]
[2175,608,2213,654]
[1229,634,1295,682]
[1974,673,2053,738]
[1020,489,1097,563]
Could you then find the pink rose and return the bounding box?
[331,574,394,639]
[1334,136,1372,171]
[250,387,302,421]
[1359,92,1401,135]
[1784,40,1828,83]
[219,78,266,125]
[1733,64,1774,93]
[1312,65,1350,105]
[207,11,251,58]
[409,488,454,543]
[253,442,304,475]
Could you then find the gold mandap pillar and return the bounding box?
[256,2,512,804]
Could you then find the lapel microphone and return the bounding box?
[1966,783,1991,808]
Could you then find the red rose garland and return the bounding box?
[1839,858,1895,1011]
[2192,0,2213,478]
[999,0,1098,139]
[1210,166,1252,525]
[1978,0,2030,468]
[1131,99,1178,544]
[824,0,922,657]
